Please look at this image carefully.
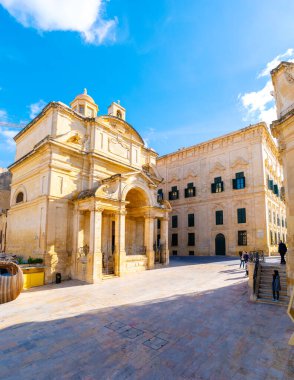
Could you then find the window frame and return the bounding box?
[188,232,195,246]
[238,230,247,246]
[188,213,195,227]
[237,208,246,224]
[171,215,178,229]
[215,210,223,225]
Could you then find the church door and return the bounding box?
[215,234,226,255]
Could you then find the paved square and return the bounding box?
[0,256,293,379]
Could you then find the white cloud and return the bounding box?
[29,99,46,119]
[0,109,8,121]
[258,48,294,78]
[240,48,294,126]
[0,109,18,152]
[0,0,117,44]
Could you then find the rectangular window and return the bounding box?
[277,215,280,226]
[172,250,178,256]
[78,105,85,114]
[189,251,194,256]
[188,233,195,246]
[238,231,247,246]
[216,210,223,225]
[273,212,276,225]
[188,213,195,227]
[273,184,279,196]
[171,215,178,228]
[184,182,196,198]
[232,172,246,189]
[274,232,277,245]
[268,179,274,190]
[211,177,224,193]
[282,217,284,228]
[157,219,161,229]
[171,233,178,246]
[237,208,246,223]
[157,189,163,202]
[169,186,179,200]
[268,210,272,223]
[270,230,274,245]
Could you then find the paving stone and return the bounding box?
[143,336,169,350]
[0,257,292,379]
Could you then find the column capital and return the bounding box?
[90,206,104,213]
[144,214,155,220]
[115,210,127,216]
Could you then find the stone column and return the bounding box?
[71,207,79,279]
[161,217,169,265]
[89,208,103,283]
[114,211,126,276]
[145,217,155,269]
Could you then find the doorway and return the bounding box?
[215,234,226,255]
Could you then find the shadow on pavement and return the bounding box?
[1,282,293,380]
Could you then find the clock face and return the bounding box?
[284,68,294,84]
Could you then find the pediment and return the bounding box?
[121,170,158,187]
[183,166,197,179]
[230,156,249,168]
[167,168,181,182]
[209,162,226,174]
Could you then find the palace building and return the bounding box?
[156,123,287,257]
[3,90,171,284]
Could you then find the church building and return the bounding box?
[5,90,171,283]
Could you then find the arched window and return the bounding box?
[116,110,122,119]
[16,192,24,203]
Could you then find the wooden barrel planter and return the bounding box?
[0,261,24,304]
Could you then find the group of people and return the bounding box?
[238,241,287,302]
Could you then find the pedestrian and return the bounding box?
[278,241,287,264]
[244,261,248,277]
[272,270,281,301]
[239,251,245,268]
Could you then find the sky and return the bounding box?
[0,0,294,168]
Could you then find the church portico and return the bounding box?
[71,174,170,283]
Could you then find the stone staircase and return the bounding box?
[256,264,289,306]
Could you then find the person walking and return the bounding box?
[272,270,281,301]
[278,241,287,264]
[239,251,245,268]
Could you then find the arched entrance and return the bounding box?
[125,187,150,256]
[215,234,226,255]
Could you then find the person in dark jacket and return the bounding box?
[272,270,281,301]
[278,241,287,264]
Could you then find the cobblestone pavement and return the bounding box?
[0,257,293,380]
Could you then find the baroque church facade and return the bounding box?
[4,91,171,283]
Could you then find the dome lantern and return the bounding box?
[70,89,98,117]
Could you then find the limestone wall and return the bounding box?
[157,123,286,256]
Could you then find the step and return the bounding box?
[257,292,289,299]
[256,298,288,306]
[258,292,288,299]
[259,280,287,284]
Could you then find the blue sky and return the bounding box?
[0,0,294,167]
